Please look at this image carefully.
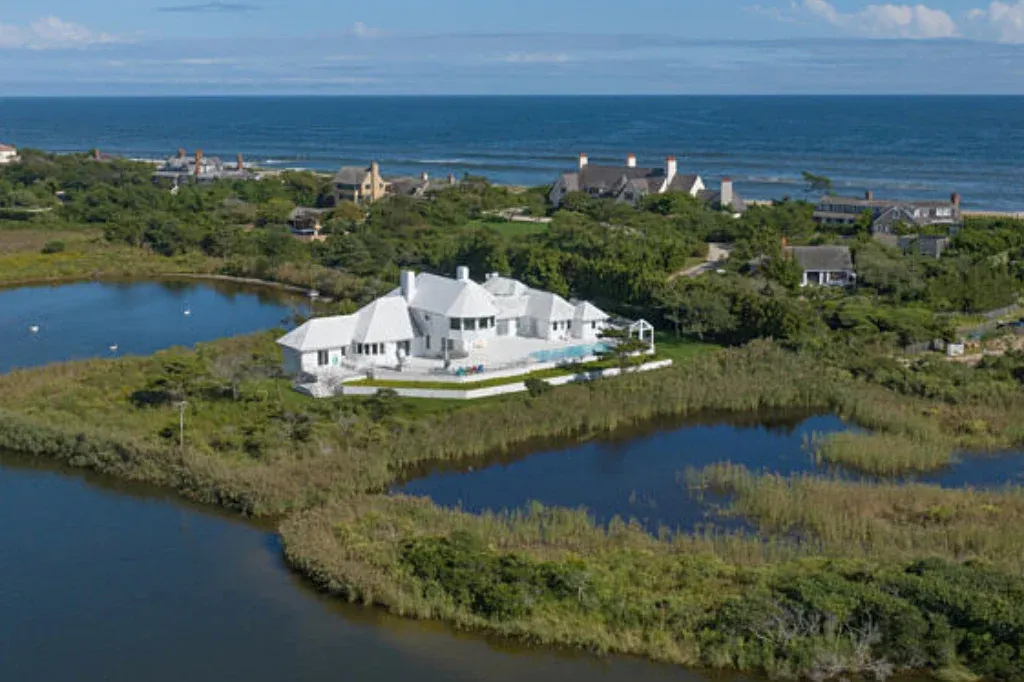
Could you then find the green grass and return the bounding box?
[808,431,955,475]
[652,333,722,362]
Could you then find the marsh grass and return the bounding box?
[691,462,1024,571]
[808,431,954,475]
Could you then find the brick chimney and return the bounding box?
[92,148,101,161]
[626,153,637,168]
[578,153,589,170]
[865,190,874,201]
[951,192,961,207]
[665,156,677,183]
[781,236,789,249]
[720,177,734,210]
[177,148,186,159]
[195,149,203,177]
[236,153,244,171]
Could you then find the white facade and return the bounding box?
[278,267,611,380]
[0,144,19,165]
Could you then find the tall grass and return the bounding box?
[691,462,1024,571]
[808,431,954,475]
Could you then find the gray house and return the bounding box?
[549,154,704,207]
[813,190,962,235]
[786,246,856,287]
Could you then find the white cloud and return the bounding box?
[792,0,959,38]
[0,16,120,49]
[968,2,1024,42]
[501,52,571,64]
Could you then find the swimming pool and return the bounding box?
[529,342,610,364]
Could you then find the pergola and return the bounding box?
[628,319,655,350]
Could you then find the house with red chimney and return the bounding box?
[152,148,259,185]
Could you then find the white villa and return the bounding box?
[278,266,622,382]
[0,143,20,165]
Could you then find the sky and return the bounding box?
[2,0,1024,94]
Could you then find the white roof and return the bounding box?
[353,296,414,344]
[482,276,530,298]
[574,301,608,322]
[277,315,357,352]
[526,291,576,321]
[405,273,500,319]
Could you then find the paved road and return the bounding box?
[669,243,733,281]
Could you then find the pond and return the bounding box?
[0,279,305,373]
[395,412,1024,533]
[0,452,724,682]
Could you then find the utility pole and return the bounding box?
[175,400,188,455]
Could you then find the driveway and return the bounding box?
[669,243,733,280]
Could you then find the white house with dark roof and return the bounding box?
[0,143,20,165]
[549,154,705,207]
[786,245,856,287]
[278,266,615,380]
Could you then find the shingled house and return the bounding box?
[786,245,856,287]
[814,191,962,235]
[549,154,705,207]
[334,161,389,204]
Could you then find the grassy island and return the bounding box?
[5,151,1024,680]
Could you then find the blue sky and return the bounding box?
[3,1,1024,94]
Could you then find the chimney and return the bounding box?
[626,154,637,168]
[781,236,789,249]
[177,148,186,159]
[951,192,961,208]
[665,156,677,183]
[578,153,589,170]
[865,190,874,201]
[720,177,734,210]
[92,148,101,161]
[400,270,417,303]
[420,171,429,182]
[448,173,456,186]
[370,161,380,177]
[455,265,470,282]
[194,149,203,177]
[236,153,244,171]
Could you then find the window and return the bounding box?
[399,341,411,355]
[567,321,572,331]
[591,321,597,330]
[425,336,431,350]
[464,318,477,331]
[356,343,363,355]
[489,317,496,328]
[341,347,347,356]
[450,318,461,331]
[317,350,329,367]
[478,317,489,329]
[552,322,558,331]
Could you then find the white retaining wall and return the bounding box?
[337,359,673,401]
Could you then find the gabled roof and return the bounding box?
[786,246,854,272]
[0,143,17,152]
[526,291,576,321]
[334,166,369,184]
[666,173,701,193]
[574,301,608,322]
[353,296,414,344]
[697,188,747,213]
[482,275,530,298]
[403,273,500,318]
[277,315,357,352]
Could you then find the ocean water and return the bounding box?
[1,96,1022,210]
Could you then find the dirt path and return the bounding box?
[669,243,733,281]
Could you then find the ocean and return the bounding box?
[1,96,1021,210]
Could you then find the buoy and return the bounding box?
[109,345,119,352]
[29,325,39,333]
[183,308,192,316]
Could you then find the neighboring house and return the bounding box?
[278,266,611,377]
[786,245,856,287]
[0,143,20,165]
[152,149,258,184]
[288,207,329,242]
[389,172,459,199]
[549,154,705,207]
[874,233,951,259]
[333,161,388,205]
[813,191,962,234]
[696,177,747,215]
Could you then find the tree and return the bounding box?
[802,171,833,195]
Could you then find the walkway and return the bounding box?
[669,243,733,281]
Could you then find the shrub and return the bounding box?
[524,377,553,397]
[41,240,65,254]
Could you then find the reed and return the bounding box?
[808,431,954,475]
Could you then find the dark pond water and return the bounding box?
[395,413,1024,533]
[0,279,305,372]
[0,452,725,682]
